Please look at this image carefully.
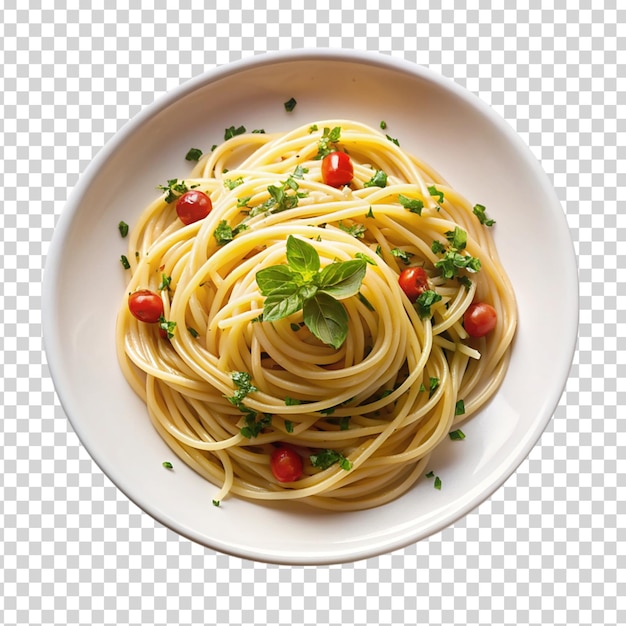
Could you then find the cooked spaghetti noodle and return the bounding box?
[116,120,516,510]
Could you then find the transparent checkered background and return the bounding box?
[1,2,623,625]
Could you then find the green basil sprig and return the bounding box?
[256,235,367,349]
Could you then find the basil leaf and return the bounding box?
[256,265,299,295]
[317,259,367,299]
[445,226,467,250]
[286,235,320,276]
[303,292,349,349]
[262,289,303,322]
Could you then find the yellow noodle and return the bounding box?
[116,120,517,510]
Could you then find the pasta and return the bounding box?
[116,120,517,510]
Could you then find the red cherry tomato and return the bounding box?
[398,266,429,302]
[270,447,303,483]
[128,289,164,324]
[463,302,497,338]
[321,151,354,188]
[176,190,212,225]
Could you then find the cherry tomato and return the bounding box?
[176,190,212,225]
[398,266,429,302]
[321,151,354,188]
[463,302,497,338]
[270,447,303,483]
[128,289,164,324]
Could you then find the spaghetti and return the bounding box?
[116,120,516,510]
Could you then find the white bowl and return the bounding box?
[43,49,578,565]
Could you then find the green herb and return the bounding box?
[399,194,424,215]
[250,172,308,216]
[290,323,301,332]
[213,220,248,245]
[314,126,342,159]
[212,499,220,507]
[237,196,252,208]
[211,144,218,152]
[310,449,352,471]
[185,148,203,161]
[428,377,440,398]
[158,273,171,291]
[366,206,375,218]
[240,411,271,438]
[449,429,466,440]
[415,289,442,319]
[355,252,377,266]
[224,125,246,140]
[226,371,258,408]
[158,316,176,339]
[431,240,446,254]
[284,97,297,112]
[224,177,244,190]
[380,120,387,130]
[157,178,190,203]
[455,399,465,416]
[473,203,495,226]
[390,248,413,265]
[252,128,266,134]
[162,461,173,469]
[309,124,318,133]
[433,227,481,279]
[339,416,350,431]
[425,471,434,478]
[187,327,199,338]
[428,185,445,203]
[284,397,301,406]
[434,476,442,490]
[256,235,367,349]
[338,221,366,239]
[364,170,388,188]
[284,420,294,433]
[292,164,309,179]
[118,221,129,237]
[445,227,467,250]
[386,134,400,146]
[457,275,473,290]
[120,255,130,269]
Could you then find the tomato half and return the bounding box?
[270,447,303,483]
[176,190,212,225]
[398,266,429,302]
[128,289,164,324]
[463,302,497,338]
[321,151,354,188]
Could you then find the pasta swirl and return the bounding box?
[116,120,516,510]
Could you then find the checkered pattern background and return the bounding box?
[1,2,623,625]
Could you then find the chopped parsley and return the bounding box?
[428,377,440,398]
[158,273,171,291]
[158,316,176,339]
[364,170,388,188]
[380,120,387,130]
[473,203,495,226]
[310,449,352,471]
[120,255,130,269]
[449,429,466,440]
[187,327,199,338]
[224,125,246,140]
[185,147,203,162]
[433,227,481,280]
[118,221,129,237]
[314,126,342,159]
[386,134,400,146]
[455,399,466,416]
[162,461,173,469]
[226,371,257,408]
[399,194,424,215]
[390,248,413,265]
[252,128,266,134]
[157,178,191,203]
[240,411,271,438]
[308,124,318,133]
[224,177,244,190]
[213,220,248,245]
[284,97,297,112]
[249,171,308,216]
[415,289,442,319]
[434,476,442,490]
[338,221,366,239]
[284,420,294,433]
[428,185,445,204]
[212,499,220,507]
